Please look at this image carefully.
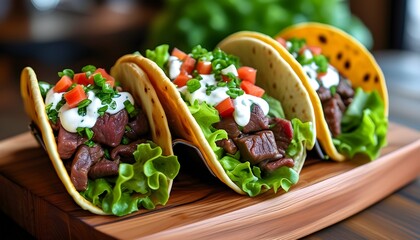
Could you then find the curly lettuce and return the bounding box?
[333,88,388,160]
[81,143,180,216]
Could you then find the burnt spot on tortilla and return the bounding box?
[252,46,256,55]
[336,52,343,61]
[272,82,277,89]
[344,60,351,70]
[268,50,272,55]
[144,87,148,93]
[363,73,370,82]
[269,62,273,69]
[165,86,168,91]
[155,129,161,138]
[374,75,379,83]
[151,98,155,104]
[289,94,294,99]
[292,106,296,113]
[318,34,327,44]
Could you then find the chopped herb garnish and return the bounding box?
[85,140,95,147]
[287,37,306,54]
[226,88,244,99]
[205,84,217,96]
[98,105,108,116]
[110,100,117,110]
[330,85,337,95]
[123,100,138,118]
[314,55,328,73]
[104,148,110,159]
[38,81,53,99]
[78,107,87,116]
[121,136,130,145]
[187,79,201,93]
[82,65,97,78]
[77,99,92,109]
[58,69,74,79]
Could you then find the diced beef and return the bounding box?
[110,139,147,162]
[270,118,294,156]
[317,86,332,102]
[125,109,149,140]
[234,130,282,165]
[213,117,242,138]
[50,120,60,132]
[216,138,238,155]
[322,97,343,137]
[92,110,129,147]
[71,144,104,191]
[57,124,86,159]
[336,77,355,100]
[88,159,119,179]
[242,104,269,133]
[333,93,346,113]
[259,158,295,173]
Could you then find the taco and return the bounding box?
[116,38,315,196]
[226,23,388,161]
[20,62,180,216]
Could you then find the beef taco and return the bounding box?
[226,23,388,161]
[116,37,315,196]
[20,62,180,216]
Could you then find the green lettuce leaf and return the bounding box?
[145,44,170,71]
[333,88,388,160]
[81,143,180,216]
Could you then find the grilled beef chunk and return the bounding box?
[322,97,343,137]
[71,144,104,191]
[336,77,355,102]
[110,139,147,162]
[92,110,129,147]
[216,139,238,155]
[234,130,282,165]
[271,118,294,156]
[57,124,86,159]
[317,86,332,102]
[125,109,149,140]
[88,159,119,179]
[242,105,269,133]
[259,158,294,173]
[213,117,242,138]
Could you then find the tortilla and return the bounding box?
[20,61,176,215]
[116,37,316,195]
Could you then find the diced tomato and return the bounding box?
[215,98,235,118]
[275,37,287,48]
[171,47,188,60]
[237,66,257,84]
[240,81,265,97]
[64,84,87,108]
[90,68,115,87]
[73,72,93,86]
[317,71,327,79]
[54,75,73,93]
[196,60,212,74]
[180,56,196,74]
[173,73,191,87]
[299,46,322,56]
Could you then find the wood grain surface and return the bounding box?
[0,122,419,239]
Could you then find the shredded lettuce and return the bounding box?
[145,44,170,71]
[81,142,180,216]
[333,88,388,160]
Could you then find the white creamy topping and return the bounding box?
[233,94,269,126]
[221,64,238,76]
[168,56,182,80]
[45,88,134,133]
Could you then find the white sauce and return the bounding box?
[45,88,134,133]
[233,95,269,126]
[168,56,182,80]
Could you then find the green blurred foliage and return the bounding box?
[144,0,372,52]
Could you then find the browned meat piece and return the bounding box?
[88,159,119,179]
[125,109,149,140]
[213,117,242,138]
[110,139,147,162]
[57,124,86,159]
[322,97,343,137]
[317,86,332,102]
[270,118,293,156]
[336,77,354,100]
[259,158,294,173]
[71,144,104,191]
[234,130,282,165]
[242,104,269,133]
[333,93,346,113]
[216,138,238,155]
[92,110,128,147]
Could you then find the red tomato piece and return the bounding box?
[64,84,87,108]
[215,98,235,118]
[171,47,188,60]
[196,60,212,74]
[275,37,287,48]
[173,73,191,87]
[73,73,93,86]
[180,56,196,74]
[237,66,257,84]
[240,81,265,97]
[54,75,73,93]
[90,68,115,87]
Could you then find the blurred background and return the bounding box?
[0,0,419,238]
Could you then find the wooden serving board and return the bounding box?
[0,122,419,239]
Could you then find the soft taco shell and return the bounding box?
[20,61,173,215]
[116,35,316,194]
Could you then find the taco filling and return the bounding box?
[146,45,314,196]
[277,37,387,160]
[39,65,179,216]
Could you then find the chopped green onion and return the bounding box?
[187,79,201,93]
[98,105,108,116]
[58,69,74,79]
[104,148,110,159]
[82,65,97,77]
[85,128,94,140]
[121,136,130,145]
[85,140,95,147]
[110,100,117,110]
[330,85,337,95]
[78,107,87,116]
[205,84,217,96]
[314,55,328,73]
[123,100,138,118]
[77,99,92,109]
[38,81,53,99]
[217,81,227,87]
[226,88,244,99]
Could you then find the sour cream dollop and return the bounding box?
[45,89,134,133]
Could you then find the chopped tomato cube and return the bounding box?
[73,73,93,86]
[180,56,196,74]
[90,68,115,87]
[240,81,265,97]
[173,73,191,87]
[275,37,287,48]
[215,98,235,118]
[196,60,212,74]
[54,75,73,93]
[171,47,188,60]
[64,84,87,108]
[237,66,257,84]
